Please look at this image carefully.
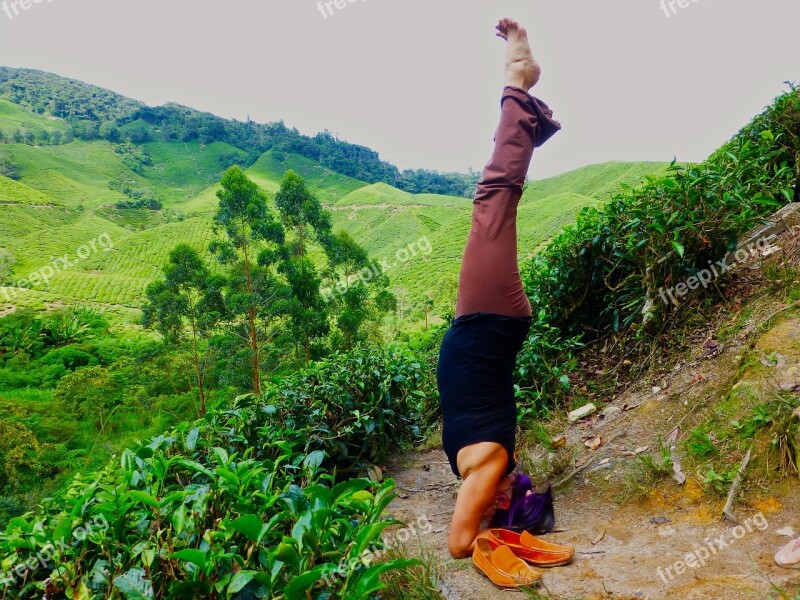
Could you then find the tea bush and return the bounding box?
[516,87,800,408]
[0,346,435,599]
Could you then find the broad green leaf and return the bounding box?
[172,504,188,534]
[135,446,154,460]
[276,539,301,571]
[351,522,391,558]
[173,458,215,478]
[171,548,207,570]
[227,570,257,594]
[185,427,199,451]
[284,564,336,600]
[126,491,159,508]
[232,514,263,542]
[331,478,371,503]
[215,467,240,487]
[112,568,154,600]
[303,450,326,474]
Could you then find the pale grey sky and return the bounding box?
[0,0,798,179]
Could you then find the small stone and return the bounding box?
[568,403,598,422]
[601,406,622,419]
[584,436,603,451]
[652,386,662,395]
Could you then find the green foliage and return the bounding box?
[143,244,225,414]
[524,87,800,337]
[38,311,93,348]
[279,256,329,364]
[53,365,120,426]
[514,309,584,414]
[264,346,437,469]
[210,166,287,394]
[701,466,738,495]
[516,87,800,411]
[274,171,333,364]
[732,393,800,476]
[275,169,333,254]
[685,427,720,458]
[0,345,434,598]
[0,249,14,286]
[111,142,152,175]
[0,152,17,180]
[0,418,43,493]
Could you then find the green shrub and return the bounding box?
[36,345,98,372]
[524,87,800,337]
[262,345,438,471]
[516,86,800,410]
[0,346,434,598]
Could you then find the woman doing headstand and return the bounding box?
[437,18,562,558]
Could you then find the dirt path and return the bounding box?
[386,309,800,599]
[387,446,799,599]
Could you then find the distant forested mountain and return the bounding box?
[0,67,478,196]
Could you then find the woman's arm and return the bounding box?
[448,442,508,558]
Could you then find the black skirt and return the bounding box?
[437,313,532,478]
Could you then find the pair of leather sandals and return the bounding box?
[473,529,574,589]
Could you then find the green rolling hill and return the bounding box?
[0,73,669,324]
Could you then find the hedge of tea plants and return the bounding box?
[0,346,436,599]
[515,87,800,408]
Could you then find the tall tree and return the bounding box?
[278,257,328,365]
[274,170,333,364]
[209,166,285,394]
[326,233,396,349]
[274,170,333,257]
[142,244,223,415]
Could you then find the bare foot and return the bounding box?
[496,18,541,91]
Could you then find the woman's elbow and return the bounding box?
[448,531,474,559]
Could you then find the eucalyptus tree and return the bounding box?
[143,244,224,414]
[209,166,285,394]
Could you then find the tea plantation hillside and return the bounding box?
[0,79,668,321]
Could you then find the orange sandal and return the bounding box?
[472,538,542,588]
[482,529,574,567]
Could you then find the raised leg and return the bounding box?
[455,21,560,319]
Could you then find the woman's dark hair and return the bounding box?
[490,473,554,535]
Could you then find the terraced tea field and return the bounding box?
[0,97,668,322]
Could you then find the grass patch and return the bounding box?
[683,384,800,498]
[380,544,445,600]
[616,439,674,499]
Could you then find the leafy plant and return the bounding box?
[516,86,800,411]
[0,345,435,599]
[702,467,737,495]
